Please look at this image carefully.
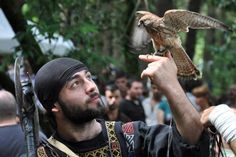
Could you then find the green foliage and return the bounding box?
[19,0,236,95]
[208,0,236,10]
[207,29,236,96]
[193,1,236,96]
[23,0,130,76]
[193,31,205,66]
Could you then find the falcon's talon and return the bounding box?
[153,51,164,56]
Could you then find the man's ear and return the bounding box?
[51,102,61,113]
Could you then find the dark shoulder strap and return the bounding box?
[37,139,69,157]
[47,136,79,157]
[122,122,136,156]
[105,121,122,157]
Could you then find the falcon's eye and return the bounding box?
[138,20,144,26]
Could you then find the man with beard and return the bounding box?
[35,53,209,157]
[114,71,128,99]
[103,84,131,122]
[119,78,146,122]
[142,83,166,125]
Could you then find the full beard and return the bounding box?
[58,96,105,125]
[108,104,118,111]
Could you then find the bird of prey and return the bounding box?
[134,10,232,79]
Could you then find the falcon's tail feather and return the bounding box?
[168,46,201,80]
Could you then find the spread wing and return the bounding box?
[129,20,152,54]
[169,45,200,79]
[163,9,232,32]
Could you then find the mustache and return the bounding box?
[89,92,100,99]
[86,92,101,103]
[86,93,107,108]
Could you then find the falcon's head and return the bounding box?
[136,11,152,27]
[136,11,149,18]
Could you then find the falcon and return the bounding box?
[134,10,232,79]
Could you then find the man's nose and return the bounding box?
[109,98,115,105]
[111,97,116,103]
[84,79,96,94]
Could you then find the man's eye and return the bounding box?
[87,74,92,80]
[71,81,80,88]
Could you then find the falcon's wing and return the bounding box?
[129,21,152,54]
[163,9,232,32]
[169,45,200,79]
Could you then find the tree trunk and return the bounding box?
[102,30,113,56]
[155,0,174,16]
[203,5,216,80]
[185,0,202,59]
[0,0,47,73]
[123,0,140,76]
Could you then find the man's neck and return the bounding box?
[126,95,137,101]
[56,119,102,142]
[107,108,119,121]
[151,97,159,105]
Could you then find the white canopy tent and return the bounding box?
[0,8,74,56]
[0,8,20,54]
[30,23,75,56]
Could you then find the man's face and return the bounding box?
[228,85,236,102]
[128,81,143,100]
[105,89,121,110]
[195,96,208,111]
[151,84,162,101]
[57,70,105,124]
[115,77,128,92]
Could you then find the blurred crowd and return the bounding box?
[0,59,236,157]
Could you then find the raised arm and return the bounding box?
[139,52,203,144]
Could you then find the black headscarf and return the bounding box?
[34,58,88,113]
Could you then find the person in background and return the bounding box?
[227,84,236,108]
[197,85,235,157]
[157,96,172,125]
[142,82,164,125]
[119,78,146,122]
[114,70,128,98]
[179,79,202,112]
[192,84,215,113]
[0,90,26,157]
[103,84,131,123]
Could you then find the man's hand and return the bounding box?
[139,51,202,144]
[200,106,215,128]
[201,105,236,154]
[201,105,236,128]
[139,51,178,93]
